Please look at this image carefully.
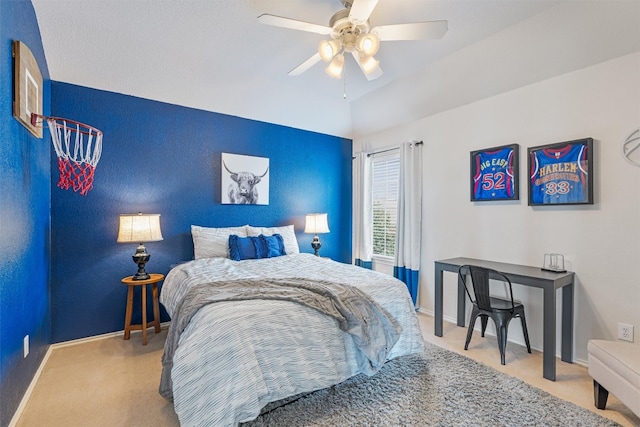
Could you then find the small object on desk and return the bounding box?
[121,273,164,345]
[542,253,566,273]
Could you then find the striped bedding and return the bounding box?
[160,253,425,426]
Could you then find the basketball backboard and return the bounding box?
[13,40,43,138]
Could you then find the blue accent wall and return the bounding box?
[50,82,352,342]
[0,4,350,420]
[0,1,51,425]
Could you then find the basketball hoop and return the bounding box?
[31,113,103,196]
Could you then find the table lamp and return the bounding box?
[304,213,330,256]
[117,213,163,280]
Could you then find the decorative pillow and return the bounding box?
[259,234,286,258]
[228,234,286,261]
[191,225,248,259]
[228,235,262,261]
[247,225,299,255]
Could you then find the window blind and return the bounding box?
[371,151,399,257]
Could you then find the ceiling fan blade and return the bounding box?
[258,14,332,35]
[372,20,448,41]
[348,0,379,25]
[351,51,383,81]
[363,64,383,81]
[288,53,322,76]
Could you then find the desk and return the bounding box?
[434,257,575,381]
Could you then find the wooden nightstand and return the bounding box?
[121,273,163,345]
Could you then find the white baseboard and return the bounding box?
[8,322,171,426]
[8,346,54,427]
[52,321,171,349]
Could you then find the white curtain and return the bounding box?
[353,152,373,268]
[394,141,422,306]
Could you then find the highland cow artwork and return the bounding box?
[221,153,270,205]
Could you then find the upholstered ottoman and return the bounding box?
[588,339,640,417]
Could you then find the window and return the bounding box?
[371,150,399,258]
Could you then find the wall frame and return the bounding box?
[221,153,270,205]
[528,138,593,206]
[470,143,519,201]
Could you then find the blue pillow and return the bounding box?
[228,234,287,260]
[259,234,286,258]
[228,235,261,261]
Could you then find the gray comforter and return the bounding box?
[160,277,403,401]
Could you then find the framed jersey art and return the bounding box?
[470,144,519,201]
[528,138,593,206]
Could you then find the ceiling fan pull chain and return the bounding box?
[343,65,348,99]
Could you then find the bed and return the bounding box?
[159,225,425,426]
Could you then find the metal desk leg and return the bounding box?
[561,283,574,363]
[543,286,557,381]
[457,274,466,327]
[435,266,443,336]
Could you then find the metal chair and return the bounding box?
[459,265,532,365]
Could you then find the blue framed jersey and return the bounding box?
[470,144,519,201]
[528,138,593,205]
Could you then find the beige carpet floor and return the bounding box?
[12,313,640,427]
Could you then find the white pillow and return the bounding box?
[246,224,299,255]
[191,225,248,259]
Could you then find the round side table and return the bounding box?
[121,273,164,345]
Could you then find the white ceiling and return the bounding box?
[31,0,640,139]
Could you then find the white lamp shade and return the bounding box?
[325,53,344,79]
[318,39,341,62]
[304,213,330,234]
[357,33,380,56]
[117,213,163,243]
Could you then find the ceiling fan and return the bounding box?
[258,0,448,81]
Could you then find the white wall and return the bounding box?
[353,52,640,364]
[350,1,640,140]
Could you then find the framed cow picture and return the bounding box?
[221,153,270,205]
[528,138,593,206]
[470,144,519,201]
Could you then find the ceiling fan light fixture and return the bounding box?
[356,33,380,56]
[357,54,379,75]
[258,2,448,82]
[325,53,345,79]
[318,39,342,62]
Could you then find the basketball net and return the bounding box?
[46,117,103,196]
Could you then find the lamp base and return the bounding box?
[311,235,322,257]
[131,244,151,281]
[132,271,150,281]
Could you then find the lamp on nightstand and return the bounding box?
[304,213,330,256]
[117,213,163,280]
